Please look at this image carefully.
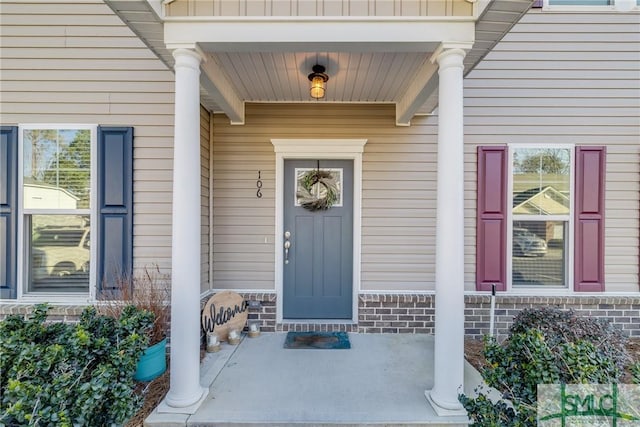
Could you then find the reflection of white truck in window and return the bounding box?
[31,227,90,280]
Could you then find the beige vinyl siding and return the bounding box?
[464,10,640,292]
[201,106,211,293]
[212,104,438,292]
[0,1,178,277]
[166,0,472,16]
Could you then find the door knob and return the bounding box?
[284,231,291,264]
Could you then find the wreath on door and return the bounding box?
[297,169,339,211]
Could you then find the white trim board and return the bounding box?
[271,139,367,324]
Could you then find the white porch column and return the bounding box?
[426,47,467,416]
[165,48,207,409]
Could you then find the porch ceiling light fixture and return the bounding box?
[308,64,329,99]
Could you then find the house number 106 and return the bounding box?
[256,171,263,198]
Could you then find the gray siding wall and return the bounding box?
[0,0,212,292]
[464,9,640,292]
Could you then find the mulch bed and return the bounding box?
[126,370,170,427]
[126,349,207,426]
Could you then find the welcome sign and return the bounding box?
[201,291,248,342]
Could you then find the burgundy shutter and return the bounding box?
[574,146,606,292]
[476,146,508,291]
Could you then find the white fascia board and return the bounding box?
[199,54,245,124]
[146,0,163,18]
[395,59,439,126]
[164,18,475,50]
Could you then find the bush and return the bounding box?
[0,303,153,426]
[459,308,630,426]
[509,307,629,374]
[632,361,640,385]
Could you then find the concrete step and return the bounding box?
[144,422,468,427]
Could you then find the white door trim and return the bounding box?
[271,139,367,324]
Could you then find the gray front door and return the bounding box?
[283,159,353,319]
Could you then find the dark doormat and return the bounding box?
[283,331,351,349]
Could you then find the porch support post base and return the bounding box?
[166,47,206,409]
[425,391,468,417]
[159,388,208,414]
[427,46,467,415]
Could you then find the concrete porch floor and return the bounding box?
[145,333,480,426]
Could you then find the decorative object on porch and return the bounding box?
[134,337,168,381]
[248,321,261,338]
[228,329,241,345]
[307,64,329,99]
[206,332,221,352]
[201,290,249,342]
[284,331,351,349]
[296,169,339,211]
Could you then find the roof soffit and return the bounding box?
[104,0,534,125]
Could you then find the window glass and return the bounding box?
[27,214,90,292]
[512,221,567,287]
[23,129,91,209]
[512,148,570,216]
[21,126,93,295]
[295,168,343,207]
[511,147,571,288]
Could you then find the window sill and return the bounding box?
[12,294,93,305]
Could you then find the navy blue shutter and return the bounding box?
[97,127,133,293]
[0,126,18,299]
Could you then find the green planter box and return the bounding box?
[134,337,167,382]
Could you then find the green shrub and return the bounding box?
[509,307,629,373]
[632,361,640,385]
[0,303,153,426]
[459,308,629,426]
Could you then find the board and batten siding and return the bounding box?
[166,0,472,17]
[212,104,438,292]
[0,0,212,292]
[463,9,640,292]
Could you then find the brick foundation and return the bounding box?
[3,294,638,340]
[0,304,85,322]
[464,295,640,340]
[231,292,640,339]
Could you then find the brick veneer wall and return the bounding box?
[3,294,638,340]
[230,293,640,339]
[0,304,85,322]
[465,295,640,340]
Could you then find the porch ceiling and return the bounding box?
[105,0,534,126]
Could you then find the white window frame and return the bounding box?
[543,0,639,12]
[507,144,575,293]
[17,124,97,303]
